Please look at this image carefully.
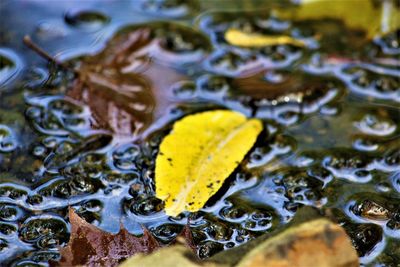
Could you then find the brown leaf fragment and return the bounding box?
[175,224,197,253]
[232,70,335,100]
[51,209,160,267]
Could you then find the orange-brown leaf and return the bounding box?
[52,209,160,267]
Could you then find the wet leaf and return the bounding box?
[52,209,160,266]
[155,110,263,216]
[225,28,306,48]
[276,0,400,38]
[67,23,210,137]
[51,209,197,266]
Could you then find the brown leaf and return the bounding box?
[232,70,333,100]
[66,24,209,138]
[51,209,198,266]
[175,223,197,253]
[52,209,160,267]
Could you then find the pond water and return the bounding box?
[0,0,399,266]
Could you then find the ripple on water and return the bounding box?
[337,64,400,102]
[0,48,23,89]
[0,125,18,153]
[346,194,400,239]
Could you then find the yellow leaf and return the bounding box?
[155,110,263,216]
[275,0,400,38]
[225,28,306,48]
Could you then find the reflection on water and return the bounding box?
[0,0,399,265]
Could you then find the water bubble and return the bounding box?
[354,114,396,136]
[19,216,69,248]
[390,172,400,193]
[0,239,8,252]
[353,138,379,152]
[198,241,224,258]
[0,223,17,235]
[338,64,400,102]
[64,9,110,30]
[0,125,17,153]
[0,48,23,89]
[219,206,247,222]
[205,49,259,77]
[33,146,47,157]
[344,223,383,259]
[374,29,400,55]
[323,150,373,183]
[26,194,44,206]
[152,224,182,243]
[171,81,197,99]
[0,185,27,200]
[206,222,233,241]
[0,204,21,221]
[351,199,391,221]
[128,196,164,216]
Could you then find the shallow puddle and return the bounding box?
[0,0,399,266]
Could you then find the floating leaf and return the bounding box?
[225,28,306,48]
[155,110,263,216]
[67,23,210,137]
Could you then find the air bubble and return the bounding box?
[65,9,110,30]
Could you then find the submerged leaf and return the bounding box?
[155,110,263,216]
[67,23,210,137]
[225,28,306,48]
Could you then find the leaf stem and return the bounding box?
[23,35,78,74]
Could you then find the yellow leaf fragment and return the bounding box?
[275,0,400,38]
[155,110,263,216]
[225,28,306,48]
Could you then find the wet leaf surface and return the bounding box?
[52,209,160,266]
[51,209,198,266]
[225,28,306,48]
[155,110,262,216]
[67,23,210,137]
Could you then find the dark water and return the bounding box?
[0,0,399,266]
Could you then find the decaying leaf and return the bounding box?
[155,110,263,216]
[52,209,160,266]
[51,209,197,266]
[66,23,210,137]
[225,28,306,48]
[276,0,400,38]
